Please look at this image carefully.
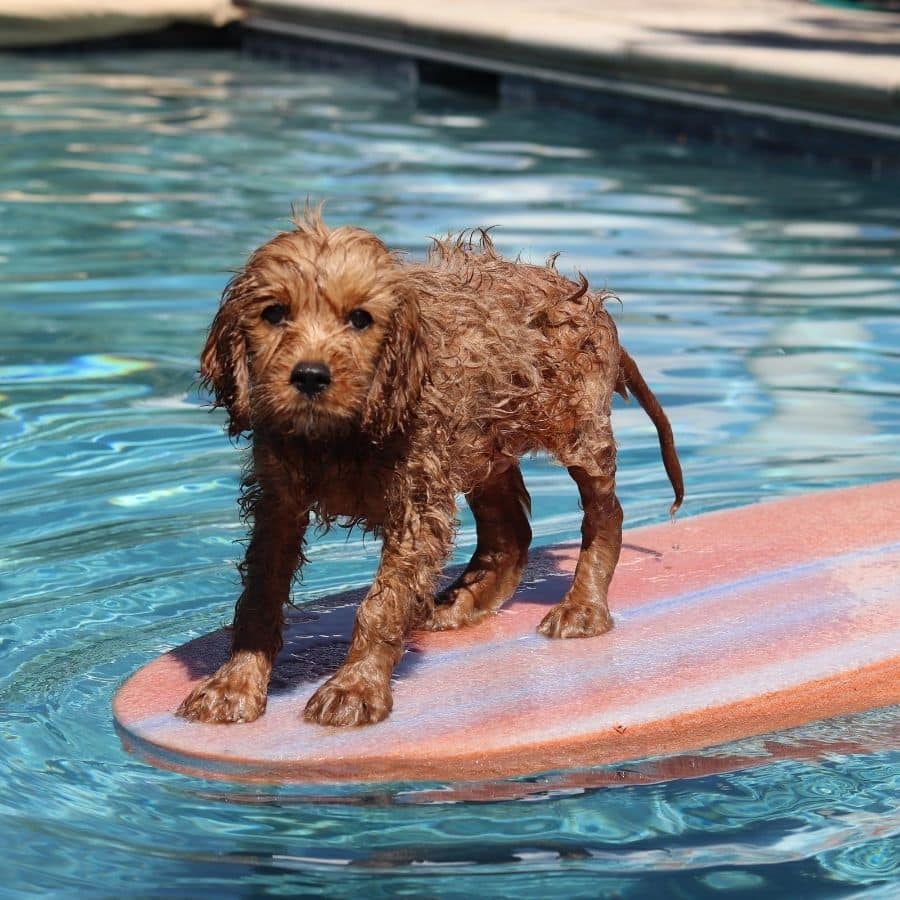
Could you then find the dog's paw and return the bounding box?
[426,566,520,631]
[303,667,392,727]
[176,657,268,724]
[537,601,613,639]
[425,595,479,631]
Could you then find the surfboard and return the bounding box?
[113,480,900,784]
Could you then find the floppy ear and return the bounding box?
[362,283,429,442]
[200,277,251,437]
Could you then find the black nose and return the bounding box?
[291,361,331,397]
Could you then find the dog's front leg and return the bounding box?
[177,488,308,724]
[304,487,455,727]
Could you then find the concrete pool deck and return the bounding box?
[0,1,241,47]
[241,0,900,150]
[3,0,899,162]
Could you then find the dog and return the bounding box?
[177,210,683,727]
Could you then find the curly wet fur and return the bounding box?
[177,211,683,727]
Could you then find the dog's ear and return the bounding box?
[362,282,429,442]
[200,277,251,437]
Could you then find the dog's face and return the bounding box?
[202,218,426,441]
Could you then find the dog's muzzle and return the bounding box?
[291,361,331,397]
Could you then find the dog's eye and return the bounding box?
[348,308,373,330]
[261,304,288,325]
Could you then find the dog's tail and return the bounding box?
[616,349,684,517]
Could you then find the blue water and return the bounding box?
[1,49,898,897]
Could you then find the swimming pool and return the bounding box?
[1,49,898,896]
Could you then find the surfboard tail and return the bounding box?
[616,348,685,517]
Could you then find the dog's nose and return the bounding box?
[291,361,331,397]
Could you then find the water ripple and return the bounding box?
[1,48,898,897]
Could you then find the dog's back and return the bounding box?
[406,231,621,486]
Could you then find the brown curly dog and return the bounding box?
[177,210,684,727]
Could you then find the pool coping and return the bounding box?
[238,0,900,169]
[4,0,900,167]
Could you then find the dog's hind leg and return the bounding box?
[427,463,532,631]
[538,465,620,638]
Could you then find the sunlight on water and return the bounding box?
[0,49,898,897]
[0,354,151,382]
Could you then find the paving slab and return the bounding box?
[0,0,241,47]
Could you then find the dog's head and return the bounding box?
[201,212,427,442]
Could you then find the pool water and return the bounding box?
[1,49,898,897]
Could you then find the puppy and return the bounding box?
[177,211,683,727]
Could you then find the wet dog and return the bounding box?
[177,211,683,727]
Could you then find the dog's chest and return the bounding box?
[302,444,398,527]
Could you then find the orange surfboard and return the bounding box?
[113,481,900,784]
